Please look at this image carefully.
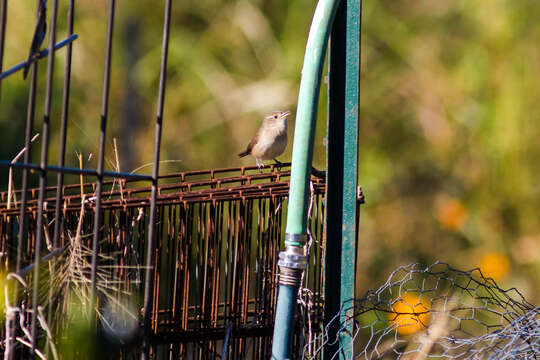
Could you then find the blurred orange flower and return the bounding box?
[389,293,430,335]
[437,198,467,230]
[478,252,510,281]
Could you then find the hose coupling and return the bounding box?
[277,234,308,287]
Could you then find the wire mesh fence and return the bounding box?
[308,262,538,360]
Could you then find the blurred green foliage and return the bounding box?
[0,0,538,313]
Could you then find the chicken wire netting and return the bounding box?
[302,262,538,360]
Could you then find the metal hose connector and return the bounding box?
[278,238,308,287]
[278,267,304,287]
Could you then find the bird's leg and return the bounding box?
[256,158,263,173]
[273,158,283,171]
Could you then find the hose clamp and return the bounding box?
[284,233,308,247]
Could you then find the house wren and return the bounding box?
[238,110,290,170]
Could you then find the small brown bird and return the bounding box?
[238,110,290,170]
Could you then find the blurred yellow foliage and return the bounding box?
[437,198,467,231]
[389,293,430,335]
[479,252,510,281]
[0,272,5,314]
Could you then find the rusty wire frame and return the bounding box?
[0,164,330,359]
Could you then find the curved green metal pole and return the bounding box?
[271,0,341,358]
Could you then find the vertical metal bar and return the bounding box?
[52,0,74,249]
[15,0,40,278]
[46,3,74,351]
[31,0,59,353]
[151,206,163,332]
[90,0,115,317]
[0,0,7,100]
[141,0,172,357]
[255,199,263,324]
[213,202,222,327]
[7,59,33,358]
[166,205,173,334]
[317,194,324,328]
[181,203,191,351]
[224,200,233,325]
[324,0,361,358]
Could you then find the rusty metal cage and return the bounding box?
[0,163,339,358]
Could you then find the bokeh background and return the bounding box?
[1,0,539,304]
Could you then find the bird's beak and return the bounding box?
[281,110,291,118]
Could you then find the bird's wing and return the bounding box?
[238,132,259,158]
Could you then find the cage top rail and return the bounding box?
[0,165,337,215]
[0,163,295,199]
[0,160,153,180]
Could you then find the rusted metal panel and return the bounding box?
[0,165,327,359]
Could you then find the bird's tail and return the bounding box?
[237,150,250,158]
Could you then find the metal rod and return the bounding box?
[0,34,78,80]
[10,1,40,357]
[90,0,116,323]
[47,1,75,353]
[0,161,153,180]
[324,0,361,358]
[142,0,172,357]
[17,246,65,277]
[15,29,39,275]
[31,0,59,353]
[52,0,75,250]
[0,0,7,100]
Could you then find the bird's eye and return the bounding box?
[274,115,278,119]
